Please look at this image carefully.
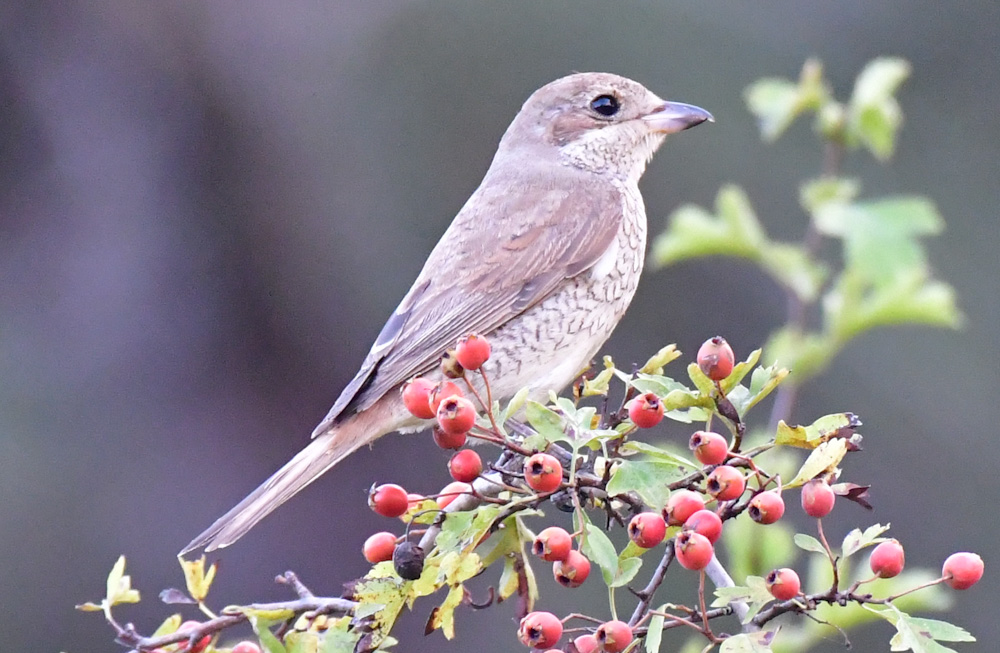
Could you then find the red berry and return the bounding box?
[435,481,472,509]
[628,512,667,548]
[553,550,590,588]
[401,377,436,419]
[801,479,836,518]
[942,552,984,590]
[689,430,729,466]
[363,532,397,563]
[177,621,210,653]
[697,336,735,381]
[595,620,633,653]
[869,539,905,578]
[524,453,563,493]
[627,392,664,428]
[231,643,262,653]
[683,509,723,544]
[663,489,706,526]
[436,395,477,434]
[766,568,801,601]
[532,526,573,562]
[707,466,746,502]
[447,449,482,482]
[432,426,467,449]
[748,491,785,524]
[427,380,464,414]
[572,634,600,653]
[675,530,714,570]
[369,483,409,518]
[518,611,563,648]
[455,333,491,370]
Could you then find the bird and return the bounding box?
[182,72,712,554]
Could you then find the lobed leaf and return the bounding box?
[842,523,891,558]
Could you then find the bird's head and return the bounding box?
[499,72,712,182]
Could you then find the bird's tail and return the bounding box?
[181,427,363,555]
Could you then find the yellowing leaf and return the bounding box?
[582,356,616,396]
[787,439,848,488]
[429,584,465,639]
[180,556,217,603]
[151,614,183,638]
[775,413,860,449]
[105,555,141,606]
[639,345,681,375]
[75,602,104,612]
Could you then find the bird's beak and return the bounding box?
[642,101,714,134]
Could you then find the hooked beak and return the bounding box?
[642,101,714,134]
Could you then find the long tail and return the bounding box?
[181,428,361,554]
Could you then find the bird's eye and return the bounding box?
[590,94,620,117]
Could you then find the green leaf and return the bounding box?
[607,460,688,510]
[744,58,828,141]
[720,348,761,393]
[515,516,540,610]
[645,604,667,653]
[848,57,911,160]
[619,440,698,467]
[500,386,530,424]
[581,523,619,586]
[825,269,962,344]
[745,77,801,140]
[763,327,835,384]
[759,242,828,302]
[609,556,643,588]
[653,186,765,266]
[842,523,891,558]
[816,196,943,285]
[787,438,848,488]
[712,576,775,623]
[654,185,825,303]
[744,363,791,412]
[248,615,288,653]
[630,373,685,398]
[865,603,973,652]
[320,617,363,653]
[800,177,861,215]
[793,533,828,556]
[524,401,566,444]
[720,631,775,652]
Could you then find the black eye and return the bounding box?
[590,94,620,117]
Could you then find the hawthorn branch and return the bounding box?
[119,595,356,652]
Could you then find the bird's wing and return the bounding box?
[314,179,624,433]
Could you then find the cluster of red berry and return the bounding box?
[356,333,984,651]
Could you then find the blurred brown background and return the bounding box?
[1,2,997,652]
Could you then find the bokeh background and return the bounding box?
[1,2,997,651]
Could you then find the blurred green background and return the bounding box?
[1,2,996,651]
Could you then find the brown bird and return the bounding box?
[182,72,711,554]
